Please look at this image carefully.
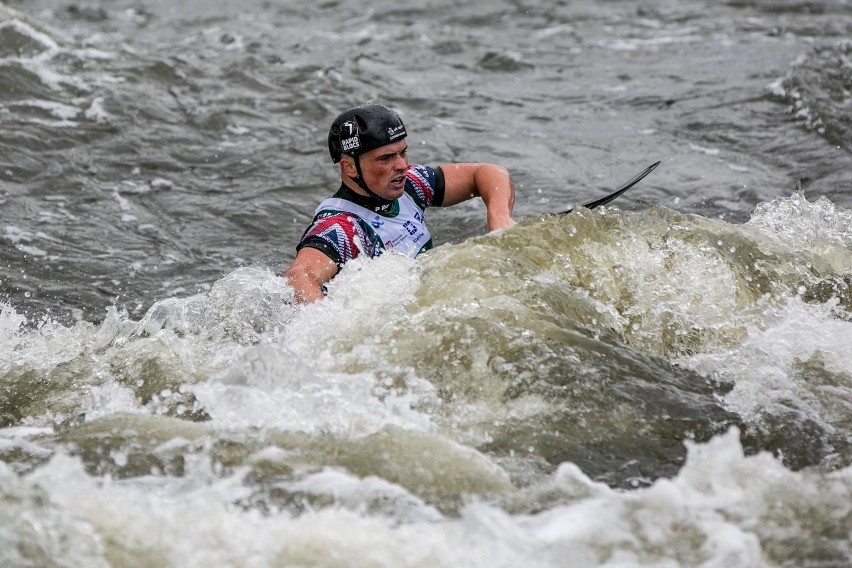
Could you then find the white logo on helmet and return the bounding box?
[341,136,360,152]
[387,124,406,140]
[340,120,360,152]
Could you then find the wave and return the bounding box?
[2,426,850,567]
[769,40,852,151]
[3,193,851,486]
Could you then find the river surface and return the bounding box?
[2,0,852,566]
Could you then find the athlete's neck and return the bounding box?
[335,183,395,213]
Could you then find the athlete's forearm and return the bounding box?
[285,271,325,303]
[284,248,338,303]
[439,162,516,230]
[473,164,516,231]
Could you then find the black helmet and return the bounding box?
[328,104,407,163]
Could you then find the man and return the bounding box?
[285,103,516,303]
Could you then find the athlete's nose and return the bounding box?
[394,153,408,171]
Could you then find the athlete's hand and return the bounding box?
[487,215,516,232]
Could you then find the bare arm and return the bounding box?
[284,247,339,303]
[439,163,516,231]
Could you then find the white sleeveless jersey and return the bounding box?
[315,191,432,258]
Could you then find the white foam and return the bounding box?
[689,143,721,156]
[12,98,80,119]
[0,18,58,56]
[746,191,852,251]
[678,296,852,431]
[284,466,444,522]
[84,96,110,123]
[3,428,848,567]
[3,224,32,243]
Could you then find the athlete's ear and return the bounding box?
[340,156,358,179]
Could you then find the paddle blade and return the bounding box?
[560,160,661,214]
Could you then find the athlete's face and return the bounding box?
[345,140,409,199]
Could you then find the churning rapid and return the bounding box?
[2,1,852,567]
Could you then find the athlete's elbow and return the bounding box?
[492,164,511,177]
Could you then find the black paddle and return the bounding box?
[560,160,661,214]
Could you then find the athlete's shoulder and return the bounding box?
[311,208,361,227]
[298,210,380,265]
[405,164,445,208]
